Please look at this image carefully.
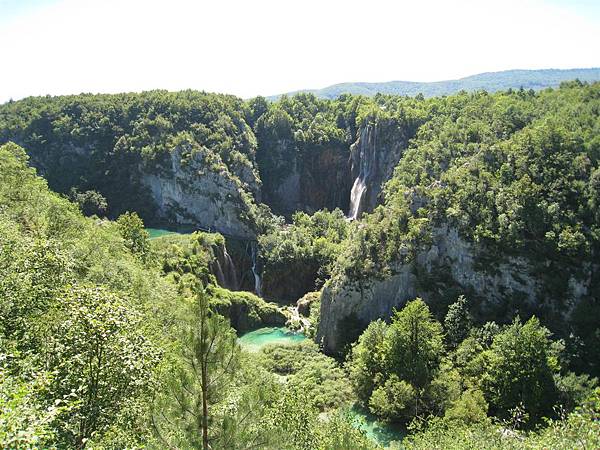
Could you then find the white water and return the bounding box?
[222,247,239,290]
[348,127,374,220]
[348,176,367,220]
[250,242,262,297]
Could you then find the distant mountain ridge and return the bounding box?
[269,68,600,100]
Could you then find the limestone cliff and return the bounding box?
[316,226,591,354]
[141,140,259,239]
[258,139,351,217]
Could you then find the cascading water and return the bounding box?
[348,124,376,220]
[212,257,227,288]
[210,241,240,290]
[348,177,367,220]
[222,246,239,290]
[250,241,262,297]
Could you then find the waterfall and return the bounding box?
[348,124,376,220]
[222,246,239,290]
[348,177,367,220]
[212,257,227,288]
[211,242,239,290]
[250,242,262,297]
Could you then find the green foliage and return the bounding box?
[386,299,445,389]
[209,285,285,332]
[259,208,349,301]
[482,317,558,424]
[69,189,108,217]
[0,142,178,447]
[116,211,150,260]
[150,231,223,291]
[0,368,61,449]
[259,340,353,411]
[444,295,473,348]
[443,388,489,424]
[0,91,257,219]
[369,375,417,422]
[347,300,445,424]
[2,80,600,448]
[153,288,250,449]
[46,285,161,447]
[404,388,600,449]
[263,388,378,450]
[347,319,388,403]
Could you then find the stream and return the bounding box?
[348,405,406,448]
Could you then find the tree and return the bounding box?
[70,189,108,217]
[153,287,246,449]
[386,299,444,389]
[369,375,416,422]
[346,319,388,404]
[46,285,160,448]
[116,212,149,260]
[444,295,473,348]
[483,316,557,424]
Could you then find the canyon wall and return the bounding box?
[316,226,592,354]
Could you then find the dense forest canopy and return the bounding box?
[1,80,600,449]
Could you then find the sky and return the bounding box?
[0,0,599,102]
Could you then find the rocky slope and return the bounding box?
[141,139,259,239]
[258,139,351,217]
[316,226,593,354]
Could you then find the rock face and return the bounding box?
[259,139,352,217]
[141,142,259,239]
[259,120,411,219]
[316,226,591,354]
[348,121,410,219]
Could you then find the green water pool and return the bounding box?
[146,228,179,239]
[349,406,405,448]
[238,327,306,352]
[238,327,403,447]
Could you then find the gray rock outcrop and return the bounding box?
[316,226,590,354]
[141,141,259,239]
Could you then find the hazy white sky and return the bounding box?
[0,0,599,102]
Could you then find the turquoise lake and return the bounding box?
[238,327,306,352]
[146,228,179,239]
[238,327,404,447]
[349,406,405,448]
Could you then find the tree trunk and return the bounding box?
[201,361,209,450]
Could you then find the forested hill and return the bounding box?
[269,68,600,99]
[1,80,600,449]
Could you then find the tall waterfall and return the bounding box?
[348,124,376,220]
[250,241,262,297]
[348,177,367,220]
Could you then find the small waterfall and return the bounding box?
[210,242,239,290]
[222,246,239,290]
[348,124,376,220]
[250,242,262,297]
[212,257,227,288]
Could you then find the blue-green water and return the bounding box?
[147,228,179,239]
[349,406,405,448]
[238,327,306,352]
[238,327,403,447]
